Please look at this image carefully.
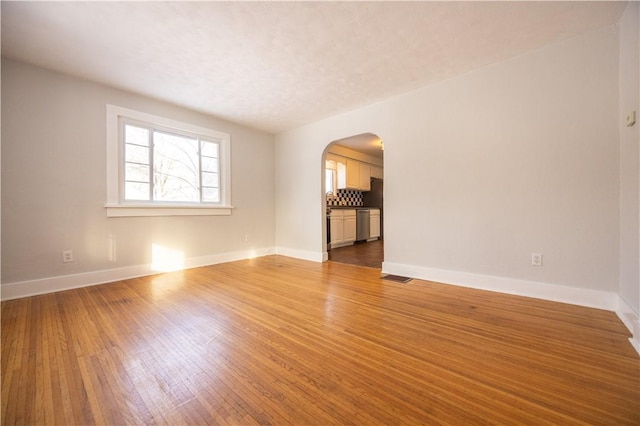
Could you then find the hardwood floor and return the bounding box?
[2,255,639,425]
[329,239,384,269]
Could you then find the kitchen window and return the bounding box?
[106,105,232,217]
[325,159,338,196]
[326,168,336,195]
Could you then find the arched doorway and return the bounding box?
[322,133,384,268]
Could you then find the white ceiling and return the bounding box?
[334,133,384,159]
[1,1,627,137]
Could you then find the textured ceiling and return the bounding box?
[1,1,628,135]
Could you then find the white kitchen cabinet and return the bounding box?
[328,152,378,191]
[329,209,356,248]
[343,210,356,243]
[370,165,383,179]
[369,208,381,240]
[337,161,346,189]
[344,159,371,191]
[330,211,344,245]
[346,159,360,189]
[359,163,371,191]
[327,152,383,191]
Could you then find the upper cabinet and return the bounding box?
[345,159,371,191]
[358,162,371,191]
[337,160,347,189]
[346,159,359,189]
[370,165,383,179]
[327,153,379,192]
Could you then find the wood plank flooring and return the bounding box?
[329,239,384,269]
[2,255,639,425]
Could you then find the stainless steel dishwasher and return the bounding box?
[356,209,370,242]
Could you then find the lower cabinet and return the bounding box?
[329,209,356,248]
[329,214,343,245]
[369,209,381,240]
[343,211,356,242]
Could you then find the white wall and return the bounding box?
[618,3,640,349]
[276,25,620,305]
[1,59,275,295]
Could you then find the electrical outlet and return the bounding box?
[244,234,249,242]
[531,253,542,266]
[62,250,74,263]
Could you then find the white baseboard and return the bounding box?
[0,247,276,301]
[275,246,324,263]
[382,261,618,311]
[616,296,640,355]
[4,251,637,356]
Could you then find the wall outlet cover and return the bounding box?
[531,253,542,266]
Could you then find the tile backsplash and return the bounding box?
[326,189,363,207]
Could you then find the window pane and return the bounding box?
[153,130,199,202]
[125,163,149,183]
[201,141,219,157]
[326,169,335,193]
[125,144,149,164]
[202,157,219,173]
[125,125,149,146]
[202,187,220,202]
[125,182,150,200]
[202,171,219,187]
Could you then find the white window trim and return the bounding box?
[106,104,233,217]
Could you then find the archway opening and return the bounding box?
[321,133,384,269]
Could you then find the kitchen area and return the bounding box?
[325,134,384,268]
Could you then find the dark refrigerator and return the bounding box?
[362,178,383,239]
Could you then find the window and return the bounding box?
[123,122,221,203]
[106,105,232,217]
[325,159,337,195]
[325,168,335,194]
[325,156,346,192]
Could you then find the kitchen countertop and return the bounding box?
[327,206,380,216]
[327,206,379,210]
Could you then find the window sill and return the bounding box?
[105,204,233,217]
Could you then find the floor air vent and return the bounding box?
[381,274,413,283]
